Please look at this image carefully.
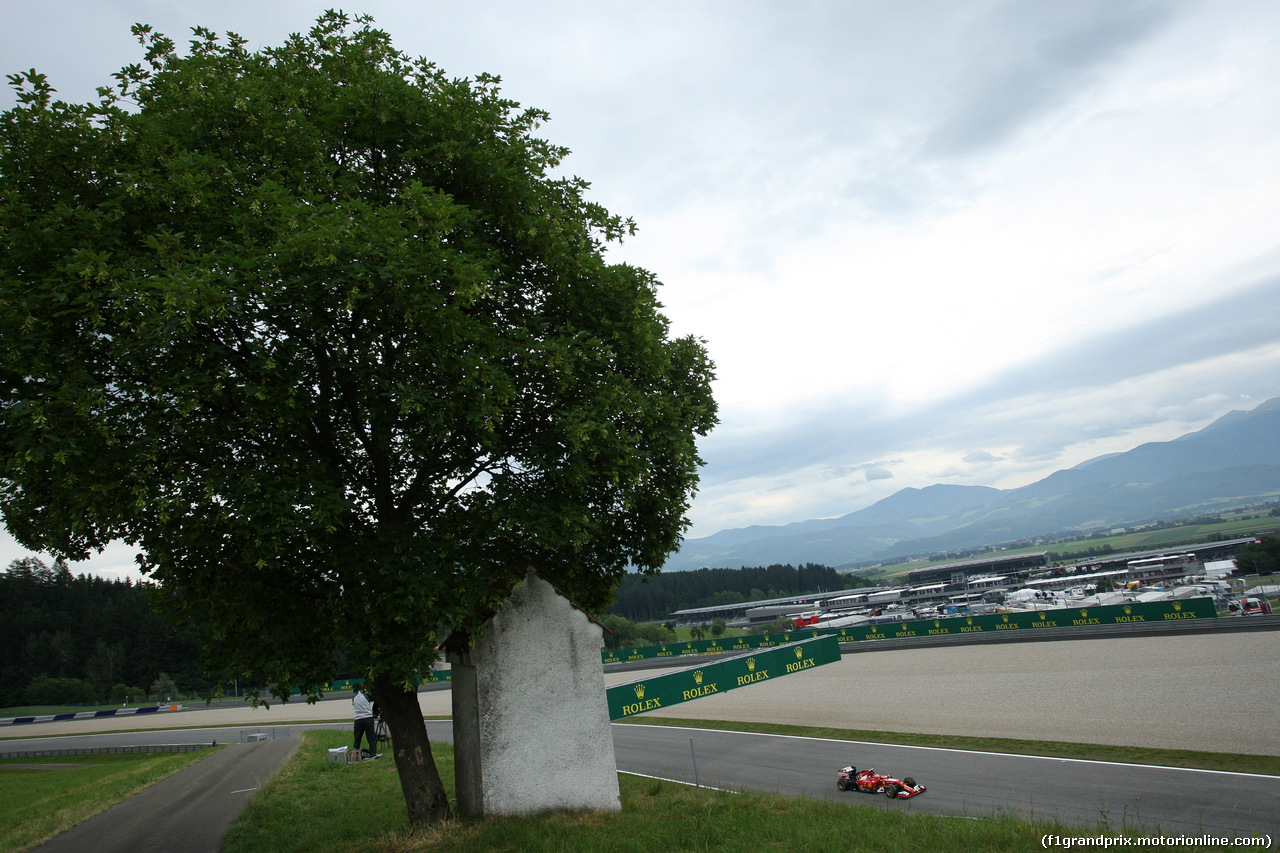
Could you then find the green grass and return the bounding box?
[389,776,1088,853]
[222,730,417,853]
[224,730,1236,853]
[0,749,217,853]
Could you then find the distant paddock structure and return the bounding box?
[669,538,1261,626]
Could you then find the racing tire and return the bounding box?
[903,777,916,788]
[837,779,848,791]
[884,784,898,798]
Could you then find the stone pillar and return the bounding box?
[448,567,621,816]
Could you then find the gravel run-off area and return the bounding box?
[7,633,1277,756]
[607,632,1280,755]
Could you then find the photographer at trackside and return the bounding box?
[352,686,378,759]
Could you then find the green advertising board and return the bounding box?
[606,633,841,721]
[601,597,1217,666]
[306,669,451,695]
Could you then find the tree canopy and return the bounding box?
[1234,536,1279,575]
[0,12,716,822]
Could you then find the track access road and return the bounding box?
[28,735,300,853]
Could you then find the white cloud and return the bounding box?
[0,532,144,583]
[4,1,1280,570]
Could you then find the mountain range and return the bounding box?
[666,396,1280,571]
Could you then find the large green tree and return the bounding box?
[0,13,716,823]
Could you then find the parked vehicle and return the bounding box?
[1228,597,1273,616]
[792,611,822,628]
[836,765,926,799]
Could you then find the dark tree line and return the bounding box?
[3,555,871,708]
[0,557,208,708]
[1234,536,1280,576]
[608,563,868,621]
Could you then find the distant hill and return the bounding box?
[664,397,1280,571]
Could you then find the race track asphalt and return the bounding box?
[605,723,1280,838]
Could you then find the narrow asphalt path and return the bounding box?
[32,735,300,853]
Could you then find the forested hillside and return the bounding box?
[608,563,868,621]
[0,557,207,708]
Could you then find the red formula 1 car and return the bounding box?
[837,765,926,799]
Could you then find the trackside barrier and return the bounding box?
[606,634,841,720]
[0,704,184,727]
[0,743,215,759]
[298,669,452,695]
[600,597,1218,665]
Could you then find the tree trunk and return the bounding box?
[372,675,452,824]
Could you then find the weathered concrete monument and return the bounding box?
[446,566,621,816]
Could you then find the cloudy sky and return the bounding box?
[5,1,1280,579]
